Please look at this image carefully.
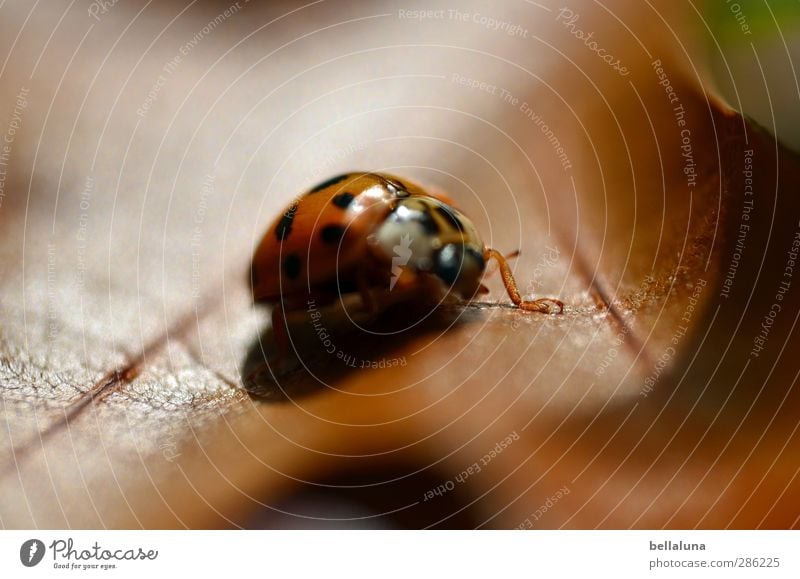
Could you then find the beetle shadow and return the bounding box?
[240,299,480,403]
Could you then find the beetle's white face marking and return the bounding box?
[371,196,487,297]
[374,204,437,273]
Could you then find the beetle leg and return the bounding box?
[483,248,564,314]
[486,249,520,274]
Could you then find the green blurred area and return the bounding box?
[709,1,800,152]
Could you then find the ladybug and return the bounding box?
[250,172,563,358]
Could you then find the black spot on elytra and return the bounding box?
[307,174,350,194]
[320,224,346,244]
[435,205,464,232]
[332,192,355,209]
[275,204,298,241]
[283,254,301,279]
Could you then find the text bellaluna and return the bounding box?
[650,541,706,551]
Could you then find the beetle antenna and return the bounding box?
[483,248,564,314]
